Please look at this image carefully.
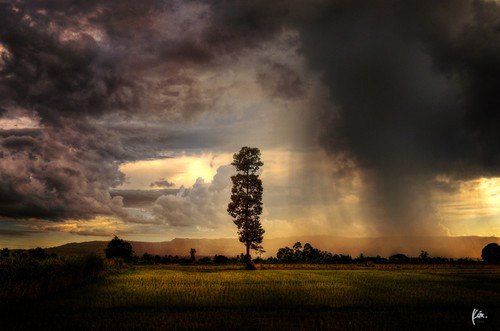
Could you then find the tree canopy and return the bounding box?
[481,243,500,264]
[227,147,265,269]
[105,236,133,262]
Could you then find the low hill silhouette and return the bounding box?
[45,236,499,259]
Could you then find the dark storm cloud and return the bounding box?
[256,62,306,100]
[296,0,500,234]
[0,3,123,121]
[150,178,175,188]
[1,135,38,151]
[209,0,500,234]
[0,129,40,138]
[0,228,37,237]
[299,1,500,173]
[110,189,178,208]
[112,122,224,157]
[0,122,126,220]
[0,0,214,123]
[1,0,498,235]
[0,0,234,220]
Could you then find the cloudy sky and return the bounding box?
[0,0,499,248]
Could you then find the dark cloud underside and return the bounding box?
[0,0,498,237]
[210,0,500,234]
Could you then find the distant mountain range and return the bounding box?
[45,236,498,258]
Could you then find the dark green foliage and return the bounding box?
[253,256,265,263]
[140,253,163,265]
[271,244,474,264]
[389,253,409,262]
[134,254,244,265]
[482,243,500,264]
[1,248,9,258]
[197,257,212,264]
[0,254,105,302]
[227,147,265,269]
[105,236,133,262]
[230,147,264,173]
[131,245,484,266]
[137,254,192,265]
[276,242,352,263]
[28,247,47,259]
[419,250,429,261]
[213,255,230,264]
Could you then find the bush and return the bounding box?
[482,243,500,264]
[28,247,48,259]
[1,248,9,258]
[0,254,105,302]
[213,255,230,264]
[105,236,134,262]
[389,253,409,263]
[275,242,350,263]
[197,257,212,264]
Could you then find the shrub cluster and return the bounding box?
[125,243,482,266]
[101,236,498,267]
[0,249,105,302]
[272,242,352,263]
[481,243,500,264]
[266,243,481,264]
[105,237,492,266]
[135,253,243,265]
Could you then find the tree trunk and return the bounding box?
[245,243,255,270]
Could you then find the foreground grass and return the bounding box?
[2,265,499,330]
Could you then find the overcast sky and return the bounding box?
[0,0,499,248]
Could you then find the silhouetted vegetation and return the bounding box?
[482,243,500,264]
[133,253,247,265]
[105,236,134,262]
[389,253,409,262]
[119,243,486,266]
[190,248,196,262]
[213,255,231,264]
[228,146,265,270]
[197,256,212,264]
[135,253,191,265]
[261,242,483,265]
[0,251,105,302]
[62,239,493,267]
[275,242,352,263]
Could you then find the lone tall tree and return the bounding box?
[227,147,264,269]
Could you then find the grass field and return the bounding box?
[2,264,499,330]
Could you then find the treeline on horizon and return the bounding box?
[3,240,499,265]
[101,237,500,265]
[132,242,486,265]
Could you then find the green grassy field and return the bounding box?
[2,265,499,330]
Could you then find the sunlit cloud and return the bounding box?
[434,178,500,236]
[119,153,232,189]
